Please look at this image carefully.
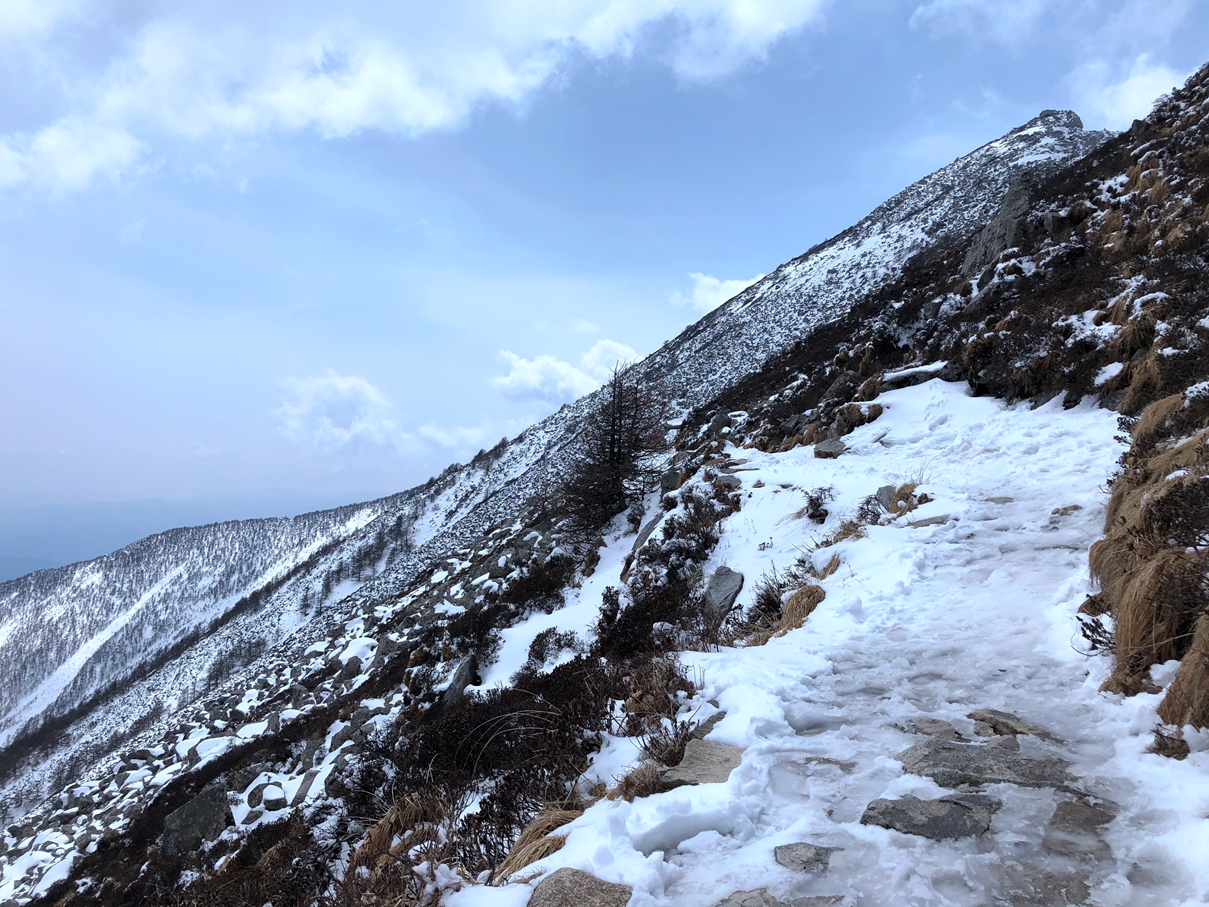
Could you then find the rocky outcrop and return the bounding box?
[528,867,632,907]
[161,785,230,857]
[861,793,1001,839]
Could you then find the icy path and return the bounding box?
[453,379,1209,907]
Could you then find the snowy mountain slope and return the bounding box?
[0,110,1106,780]
[0,105,1141,905]
[0,498,406,751]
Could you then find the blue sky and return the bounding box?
[1,0,1206,572]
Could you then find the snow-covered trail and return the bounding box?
[454,379,1209,907]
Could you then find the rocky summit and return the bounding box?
[4,62,1209,907]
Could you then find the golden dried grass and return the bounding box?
[493,809,582,881]
[1158,615,1209,728]
[606,763,663,802]
[776,584,826,635]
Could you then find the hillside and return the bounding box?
[7,62,1209,907]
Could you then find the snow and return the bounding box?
[338,637,377,665]
[1095,361,1125,386]
[453,378,1209,906]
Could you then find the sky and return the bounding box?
[0,0,1206,575]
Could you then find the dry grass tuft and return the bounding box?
[493,810,581,881]
[606,763,663,802]
[776,584,826,635]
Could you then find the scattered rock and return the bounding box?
[714,889,790,907]
[291,769,321,807]
[632,514,664,555]
[716,474,742,490]
[239,809,263,826]
[261,785,288,811]
[875,484,897,510]
[661,739,744,785]
[986,496,1014,504]
[909,514,952,527]
[987,735,1020,751]
[161,785,231,856]
[528,867,632,907]
[860,793,1001,839]
[690,710,727,740]
[377,633,399,658]
[774,842,837,873]
[990,863,1090,906]
[339,656,362,682]
[906,717,965,741]
[967,708,1057,741]
[1042,799,1115,858]
[813,439,846,459]
[704,567,744,617]
[660,468,681,495]
[441,656,477,709]
[898,738,1074,791]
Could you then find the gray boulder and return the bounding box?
[529,867,632,907]
[714,890,789,907]
[261,785,288,811]
[441,656,477,709]
[875,484,897,510]
[813,439,846,459]
[906,717,965,741]
[861,793,1000,839]
[161,785,231,856]
[967,708,1057,741]
[704,567,744,616]
[632,514,664,555]
[897,737,1074,791]
[662,739,744,785]
[774,842,837,873]
[660,468,681,495]
[1042,799,1115,858]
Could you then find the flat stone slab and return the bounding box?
[897,737,1075,791]
[704,567,744,616]
[529,868,632,907]
[662,739,744,785]
[813,439,846,459]
[861,793,1001,839]
[1042,799,1115,858]
[968,708,1057,741]
[714,889,788,907]
[774,842,837,873]
[161,785,231,857]
[906,717,965,741]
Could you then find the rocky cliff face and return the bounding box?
[0,99,1153,907]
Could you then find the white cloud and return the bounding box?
[490,338,638,404]
[0,0,830,192]
[909,0,1050,46]
[569,318,600,334]
[672,271,763,313]
[277,369,411,452]
[1072,53,1190,130]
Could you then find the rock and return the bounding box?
[261,785,288,811]
[377,633,399,658]
[987,735,1019,751]
[897,738,1074,791]
[161,785,231,856]
[714,889,790,907]
[291,769,322,807]
[690,710,727,740]
[820,370,858,404]
[813,439,846,459]
[660,468,681,495]
[962,177,1035,276]
[990,863,1090,906]
[716,474,742,490]
[860,793,1000,839]
[441,656,477,709]
[704,567,744,616]
[774,842,837,873]
[1042,799,1115,857]
[906,718,965,741]
[339,656,363,681]
[909,514,952,527]
[528,867,632,907]
[661,739,744,785]
[265,711,280,733]
[632,514,664,555]
[239,809,263,826]
[967,708,1057,741]
[875,484,897,510]
[710,413,734,432]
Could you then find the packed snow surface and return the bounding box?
[453,378,1209,906]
